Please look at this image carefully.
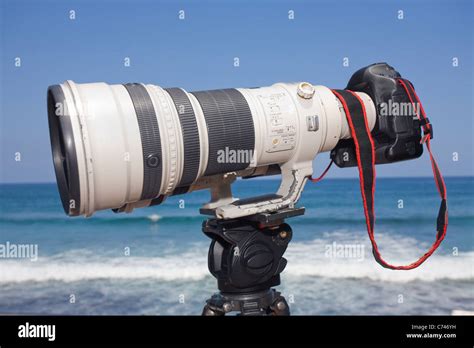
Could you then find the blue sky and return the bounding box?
[0,0,472,182]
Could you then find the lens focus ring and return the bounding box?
[191,88,255,176]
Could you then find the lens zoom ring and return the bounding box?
[164,88,200,186]
[124,83,163,200]
[191,89,255,176]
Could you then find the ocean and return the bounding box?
[0,177,472,315]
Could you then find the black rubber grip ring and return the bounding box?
[47,85,81,216]
[164,88,200,186]
[171,185,190,196]
[191,88,255,176]
[124,83,163,200]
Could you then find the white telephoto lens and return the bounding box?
[47,81,375,216]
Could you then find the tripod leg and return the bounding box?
[202,293,228,316]
[269,295,290,316]
[202,304,225,316]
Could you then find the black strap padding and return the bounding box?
[124,83,163,200]
[164,88,201,186]
[334,89,376,232]
[436,199,447,238]
[191,89,255,176]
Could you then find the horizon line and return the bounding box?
[1,174,473,185]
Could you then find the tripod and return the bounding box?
[201,207,304,316]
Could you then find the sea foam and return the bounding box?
[0,232,472,283]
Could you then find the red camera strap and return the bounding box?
[312,85,448,270]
